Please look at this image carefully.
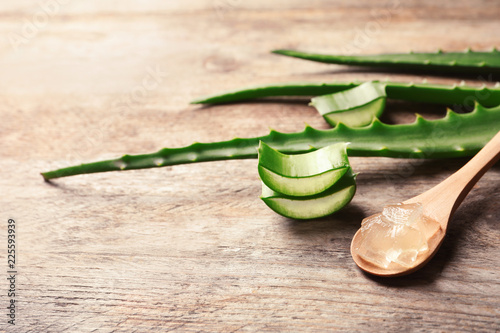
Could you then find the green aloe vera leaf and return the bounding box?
[258,141,349,196]
[191,81,500,107]
[272,48,500,74]
[310,82,386,127]
[260,170,356,220]
[41,103,500,180]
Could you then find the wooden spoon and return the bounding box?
[351,130,500,277]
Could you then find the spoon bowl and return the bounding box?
[351,130,500,277]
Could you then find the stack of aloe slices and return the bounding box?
[258,141,356,219]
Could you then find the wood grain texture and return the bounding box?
[1,1,499,331]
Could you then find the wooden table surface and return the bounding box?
[2,1,500,331]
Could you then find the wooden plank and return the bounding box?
[1,1,499,331]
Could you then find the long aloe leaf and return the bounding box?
[272,48,500,74]
[42,103,500,180]
[191,81,500,106]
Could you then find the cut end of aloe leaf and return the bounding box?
[310,81,387,127]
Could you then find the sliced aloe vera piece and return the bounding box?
[258,165,348,197]
[261,171,356,220]
[258,141,349,196]
[324,98,385,127]
[310,82,386,127]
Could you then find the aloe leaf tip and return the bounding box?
[271,49,288,55]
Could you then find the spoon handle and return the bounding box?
[407,130,500,223]
[448,130,500,214]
